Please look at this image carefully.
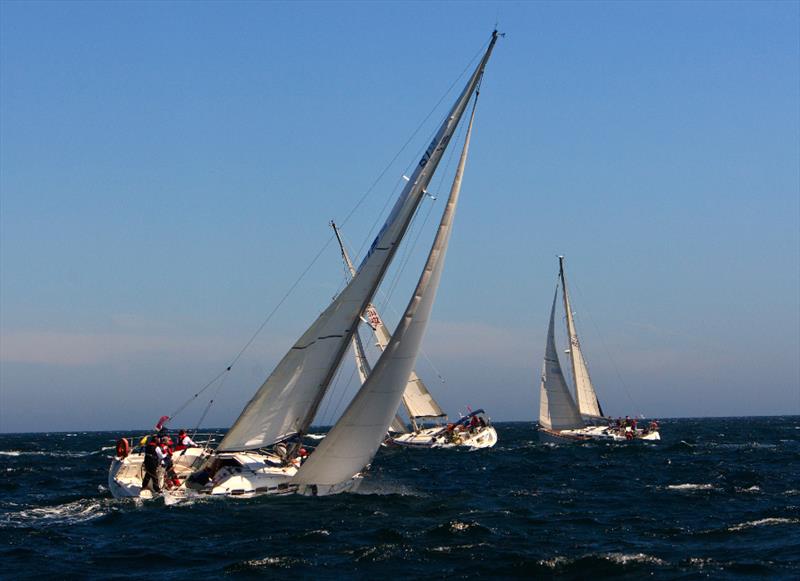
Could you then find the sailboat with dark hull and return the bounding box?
[109,31,500,498]
[537,257,661,443]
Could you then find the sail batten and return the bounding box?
[558,257,603,418]
[293,75,487,486]
[216,33,497,453]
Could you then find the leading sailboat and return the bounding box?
[109,31,499,498]
[538,257,661,443]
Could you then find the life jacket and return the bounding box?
[144,439,159,461]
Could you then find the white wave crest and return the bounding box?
[736,485,761,493]
[0,449,95,458]
[1,499,110,528]
[605,552,667,566]
[728,517,800,532]
[666,483,715,491]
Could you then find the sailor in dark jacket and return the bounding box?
[141,436,162,493]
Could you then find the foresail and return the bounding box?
[216,34,495,452]
[365,305,446,419]
[559,257,603,418]
[293,74,487,487]
[539,288,584,430]
[354,328,408,434]
[335,222,446,421]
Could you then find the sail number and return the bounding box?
[419,134,450,168]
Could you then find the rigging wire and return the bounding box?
[166,35,492,428]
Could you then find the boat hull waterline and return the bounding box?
[389,425,498,450]
[538,426,661,444]
[109,449,363,499]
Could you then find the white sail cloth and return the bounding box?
[216,40,491,452]
[364,306,445,420]
[539,289,584,430]
[559,257,603,418]
[293,87,483,487]
[351,329,408,434]
[336,219,446,421]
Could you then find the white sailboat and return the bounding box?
[109,31,499,499]
[537,257,661,443]
[332,222,497,450]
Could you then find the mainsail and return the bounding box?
[293,74,487,488]
[539,288,584,430]
[216,33,497,452]
[558,256,603,419]
[332,223,446,429]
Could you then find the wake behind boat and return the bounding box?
[109,31,500,499]
[537,257,661,444]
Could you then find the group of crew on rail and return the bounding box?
[606,416,659,439]
[116,427,201,493]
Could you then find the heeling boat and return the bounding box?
[537,257,661,443]
[108,31,499,499]
[331,222,497,451]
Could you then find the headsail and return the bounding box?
[351,327,408,434]
[293,71,488,488]
[539,287,584,430]
[558,256,603,419]
[332,223,446,428]
[216,34,495,452]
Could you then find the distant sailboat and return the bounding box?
[108,31,500,499]
[538,257,661,443]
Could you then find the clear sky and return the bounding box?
[1,1,798,432]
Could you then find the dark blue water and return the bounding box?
[1,417,799,579]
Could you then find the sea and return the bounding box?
[1,416,798,579]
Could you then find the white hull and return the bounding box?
[389,425,498,450]
[538,425,661,444]
[109,449,300,499]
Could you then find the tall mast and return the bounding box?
[216,32,497,453]
[294,71,487,489]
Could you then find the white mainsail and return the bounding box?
[558,256,603,419]
[293,69,488,487]
[539,288,584,431]
[333,224,446,425]
[216,37,494,452]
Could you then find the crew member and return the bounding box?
[174,429,199,451]
[141,436,162,493]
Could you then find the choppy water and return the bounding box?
[1,417,799,579]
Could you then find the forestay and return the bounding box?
[559,256,603,418]
[293,73,487,487]
[539,288,584,431]
[216,35,494,452]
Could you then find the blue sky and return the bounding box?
[1,1,798,432]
